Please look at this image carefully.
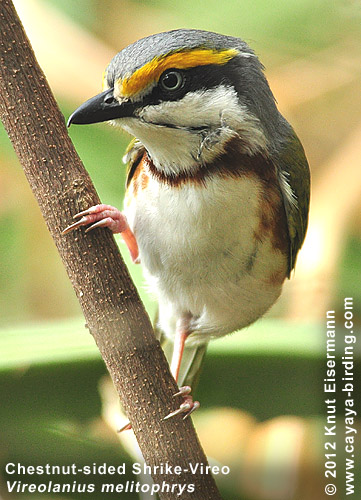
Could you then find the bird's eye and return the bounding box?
[159,70,184,92]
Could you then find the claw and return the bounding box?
[84,218,112,233]
[117,421,132,432]
[164,384,200,421]
[62,217,88,235]
[72,207,98,219]
[173,386,192,397]
[62,204,140,263]
[182,400,200,420]
[163,401,192,421]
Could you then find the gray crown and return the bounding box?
[105,29,256,84]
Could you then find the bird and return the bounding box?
[64,29,310,421]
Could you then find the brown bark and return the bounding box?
[0,1,224,498]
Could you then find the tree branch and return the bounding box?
[0,1,223,498]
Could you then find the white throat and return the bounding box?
[114,85,267,176]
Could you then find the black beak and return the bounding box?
[67,88,135,127]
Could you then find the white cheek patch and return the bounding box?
[114,85,268,174]
[138,85,267,153]
[145,86,261,128]
[138,85,239,128]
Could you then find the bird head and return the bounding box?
[68,29,285,175]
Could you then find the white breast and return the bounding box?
[125,173,287,344]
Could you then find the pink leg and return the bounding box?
[62,204,139,263]
[115,314,200,430]
[170,327,188,382]
[164,314,200,421]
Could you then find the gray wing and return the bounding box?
[275,130,311,275]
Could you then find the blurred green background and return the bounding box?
[1,0,360,499]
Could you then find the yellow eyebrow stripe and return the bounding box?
[117,48,239,97]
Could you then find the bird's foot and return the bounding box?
[62,204,139,263]
[163,386,200,421]
[62,204,127,234]
[114,387,200,430]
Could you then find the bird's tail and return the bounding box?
[155,321,208,390]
